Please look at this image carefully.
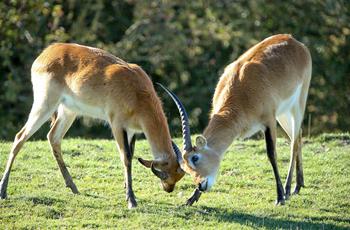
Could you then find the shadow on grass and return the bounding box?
[139,201,349,230]
[201,206,350,230]
[13,196,64,206]
[82,192,104,199]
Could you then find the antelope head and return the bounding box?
[158,84,221,192]
[138,148,185,193]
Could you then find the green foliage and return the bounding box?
[0,0,134,139]
[0,1,349,139]
[0,134,349,228]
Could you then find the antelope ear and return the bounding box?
[138,158,153,168]
[195,135,207,149]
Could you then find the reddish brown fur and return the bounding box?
[33,44,171,154]
[40,43,184,183]
[206,34,311,149]
[180,35,312,201]
[0,43,184,208]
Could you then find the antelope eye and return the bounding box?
[191,155,199,165]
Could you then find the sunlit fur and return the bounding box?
[182,34,312,196]
[0,43,184,208]
[33,43,185,188]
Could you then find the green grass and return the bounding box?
[0,133,349,229]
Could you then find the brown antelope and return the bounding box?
[0,43,185,208]
[162,34,312,205]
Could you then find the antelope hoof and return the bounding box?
[0,191,7,199]
[293,184,304,195]
[126,190,137,209]
[127,196,137,209]
[185,188,202,206]
[285,192,291,200]
[275,198,285,206]
[0,182,8,199]
[284,186,291,200]
[68,183,79,194]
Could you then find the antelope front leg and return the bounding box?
[112,128,137,209]
[265,126,285,205]
[124,132,137,208]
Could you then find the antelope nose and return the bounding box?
[162,182,175,193]
[164,185,175,193]
[198,179,208,192]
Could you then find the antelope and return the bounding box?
[0,43,185,208]
[162,34,312,205]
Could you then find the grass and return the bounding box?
[0,133,349,229]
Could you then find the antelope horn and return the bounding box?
[171,141,183,163]
[151,163,168,180]
[172,141,186,172]
[157,83,193,152]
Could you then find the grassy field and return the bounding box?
[0,133,349,229]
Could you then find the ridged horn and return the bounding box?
[172,141,185,172]
[157,83,193,152]
[171,141,183,163]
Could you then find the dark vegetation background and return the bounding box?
[0,0,349,140]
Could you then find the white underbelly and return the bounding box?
[61,94,108,120]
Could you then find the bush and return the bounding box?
[0,0,348,139]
